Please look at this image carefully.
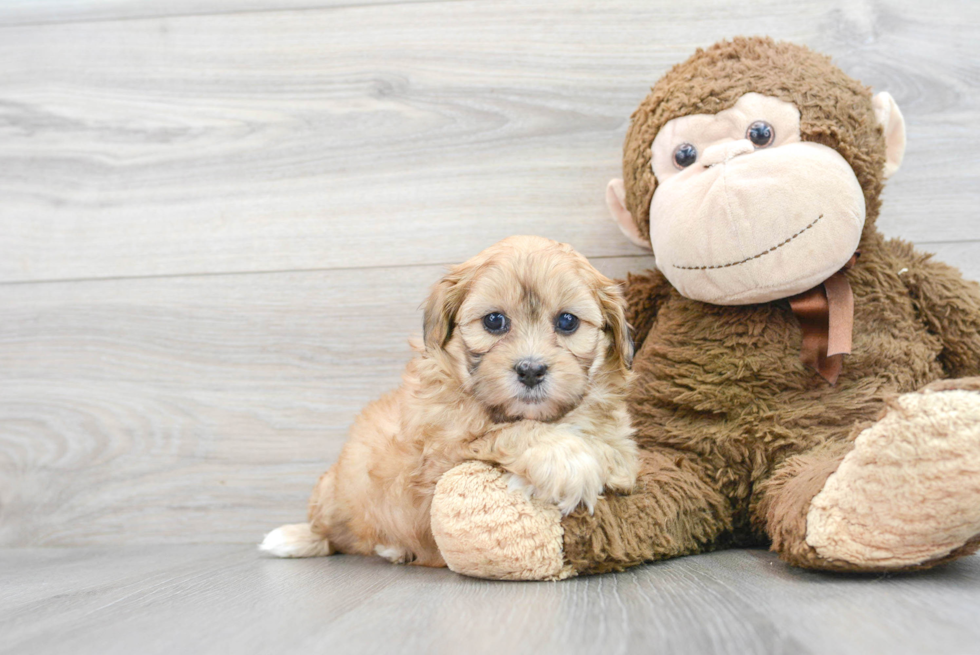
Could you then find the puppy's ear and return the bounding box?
[595,275,634,372]
[422,265,470,352]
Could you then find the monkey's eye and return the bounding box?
[555,312,580,334]
[482,312,509,334]
[672,143,698,169]
[747,121,775,147]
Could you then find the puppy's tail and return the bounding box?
[259,523,334,558]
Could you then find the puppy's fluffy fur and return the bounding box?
[260,236,638,566]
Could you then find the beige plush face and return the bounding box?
[647,93,866,305]
[425,236,631,424]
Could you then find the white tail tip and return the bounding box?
[259,523,333,558]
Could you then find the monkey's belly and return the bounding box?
[628,293,945,506]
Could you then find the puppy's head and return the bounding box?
[423,236,632,423]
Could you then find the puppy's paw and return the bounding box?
[516,442,605,515]
[505,472,537,498]
[603,445,640,494]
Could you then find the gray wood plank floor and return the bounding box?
[2,0,980,650]
[3,546,980,655]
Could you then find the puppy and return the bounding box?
[260,236,638,566]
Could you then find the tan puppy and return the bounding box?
[260,236,638,566]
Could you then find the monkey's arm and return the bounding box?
[619,269,674,352]
[902,247,980,378]
[431,445,731,580]
[560,446,733,575]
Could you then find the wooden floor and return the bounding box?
[2,546,980,655]
[2,0,979,652]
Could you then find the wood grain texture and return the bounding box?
[0,0,453,27]
[0,0,978,283]
[2,546,979,655]
[1,0,979,548]
[0,255,653,546]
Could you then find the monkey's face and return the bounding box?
[647,93,865,305]
[606,39,907,306]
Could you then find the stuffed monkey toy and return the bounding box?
[429,37,980,580]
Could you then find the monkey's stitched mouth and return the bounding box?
[672,214,823,271]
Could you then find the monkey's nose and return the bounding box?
[514,359,548,388]
[700,139,755,168]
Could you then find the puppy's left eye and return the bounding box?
[555,312,579,334]
[482,312,509,334]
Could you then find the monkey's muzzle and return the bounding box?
[649,142,866,305]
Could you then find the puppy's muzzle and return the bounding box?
[514,359,548,389]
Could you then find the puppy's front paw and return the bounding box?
[505,472,537,498]
[603,445,640,494]
[515,442,605,515]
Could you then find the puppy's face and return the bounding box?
[423,236,632,423]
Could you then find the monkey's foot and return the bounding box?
[430,461,573,581]
[806,379,980,569]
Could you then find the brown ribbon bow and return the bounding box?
[788,253,859,385]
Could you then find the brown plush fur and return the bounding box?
[558,37,980,575]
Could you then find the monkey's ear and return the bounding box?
[606,179,651,250]
[872,92,906,178]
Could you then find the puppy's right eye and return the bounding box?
[482,312,509,334]
[555,312,579,334]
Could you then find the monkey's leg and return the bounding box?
[430,447,731,580]
[756,378,980,572]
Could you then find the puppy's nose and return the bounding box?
[514,359,548,388]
